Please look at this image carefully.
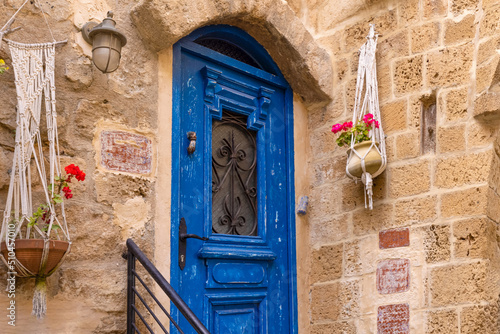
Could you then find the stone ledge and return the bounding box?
[473,91,500,122]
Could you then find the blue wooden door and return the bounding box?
[171,26,297,334]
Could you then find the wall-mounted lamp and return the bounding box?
[82,11,127,73]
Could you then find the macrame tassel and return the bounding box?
[32,276,47,319]
[361,172,374,210]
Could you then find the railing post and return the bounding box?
[127,251,136,334]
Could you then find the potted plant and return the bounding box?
[331,113,382,178]
[1,164,85,274]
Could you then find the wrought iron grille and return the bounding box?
[212,111,258,236]
[194,38,262,69]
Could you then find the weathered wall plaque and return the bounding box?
[378,303,410,334]
[379,228,410,249]
[377,258,410,294]
[100,130,152,175]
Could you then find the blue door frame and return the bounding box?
[170,25,298,334]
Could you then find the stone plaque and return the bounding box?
[378,303,409,334]
[100,130,152,174]
[379,228,410,249]
[377,258,410,294]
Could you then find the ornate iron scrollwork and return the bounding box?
[212,111,257,236]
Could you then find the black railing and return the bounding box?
[125,238,210,334]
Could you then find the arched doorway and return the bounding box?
[170,25,298,333]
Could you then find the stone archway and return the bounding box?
[131,0,333,107]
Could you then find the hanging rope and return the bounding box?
[0,40,70,319]
[346,24,387,210]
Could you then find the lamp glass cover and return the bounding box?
[92,33,122,73]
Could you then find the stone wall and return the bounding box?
[0,0,498,333]
[305,0,500,333]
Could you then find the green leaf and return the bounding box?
[53,196,63,203]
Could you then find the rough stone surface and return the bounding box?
[441,186,489,218]
[311,244,343,283]
[396,132,420,159]
[454,217,497,259]
[442,87,470,121]
[381,99,408,134]
[311,280,360,321]
[395,195,438,225]
[474,91,500,121]
[353,203,395,235]
[435,151,492,188]
[423,0,448,18]
[444,15,476,45]
[427,44,474,88]
[311,321,356,334]
[422,224,451,263]
[430,262,488,306]
[310,214,350,246]
[394,55,424,96]
[461,304,500,334]
[411,22,441,54]
[389,160,431,198]
[426,310,459,334]
[437,125,466,153]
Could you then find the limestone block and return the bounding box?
[285,0,302,16]
[444,14,476,45]
[399,0,420,25]
[454,217,497,259]
[435,151,492,188]
[478,36,500,65]
[467,122,497,148]
[430,262,488,306]
[450,0,478,14]
[65,57,93,89]
[487,187,500,223]
[480,4,500,38]
[475,54,499,94]
[380,99,408,134]
[426,44,474,88]
[389,160,431,198]
[311,244,343,283]
[310,125,343,160]
[394,55,424,96]
[440,186,488,218]
[310,214,350,246]
[308,91,345,129]
[311,155,348,187]
[411,22,440,54]
[352,203,394,236]
[423,0,448,18]
[311,280,360,321]
[395,195,438,225]
[317,30,344,56]
[474,91,500,122]
[335,58,349,85]
[344,235,377,277]
[425,309,459,334]
[422,224,451,263]
[344,77,357,117]
[437,124,466,153]
[441,87,469,121]
[396,132,420,159]
[377,31,410,65]
[344,10,398,52]
[309,184,341,222]
[377,64,393,102]
[461,304,500,333]
[386,135,396,161]
[311,321,356,334]
[409,95,422,129]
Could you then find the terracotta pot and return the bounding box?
[347,141,383,178]
[0,239,69,275]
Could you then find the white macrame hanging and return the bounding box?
[346,24,387,210]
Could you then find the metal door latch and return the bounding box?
[187,132,197,154]
[179,217,207,270]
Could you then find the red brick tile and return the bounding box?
[378,303,410,334]
[100,130,152,174]
[377,259,410,294]
[379,228,410,249]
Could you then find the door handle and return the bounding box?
[187,132,197,154]
[179,217,207,270]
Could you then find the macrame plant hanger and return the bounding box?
[0,0,69,319]
[346,24,387,210]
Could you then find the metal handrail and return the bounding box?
[125,238,210,334]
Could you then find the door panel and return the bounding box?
[171,27,296,334]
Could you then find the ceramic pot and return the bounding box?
[347,141,383,178]
[1,239,69,275]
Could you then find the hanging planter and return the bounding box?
[331,24,387,210]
